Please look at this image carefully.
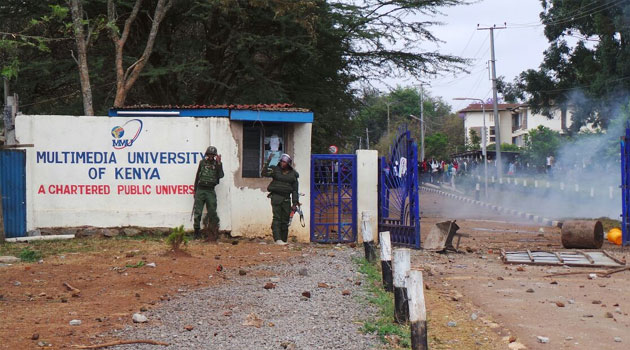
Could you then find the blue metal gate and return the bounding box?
[310,154,357,243]
[379,126,421,248]
[0,149,27,238]
[620,126,630,246]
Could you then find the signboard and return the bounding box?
[328,145,338,154]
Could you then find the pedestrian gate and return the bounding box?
[0,149,27,238]
[310,154,357,243]
[620,125,630,246]
[379,126,421,248]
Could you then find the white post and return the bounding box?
[361,211,376,262]
[379,231,393,292]
[393,248,411,323]
[610,186,614,199]
[407,270,428,350]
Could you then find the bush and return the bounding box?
[165,225,188,251]
[19,247,42,262]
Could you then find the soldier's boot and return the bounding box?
[206,223,219,242]
[194,228,200,240]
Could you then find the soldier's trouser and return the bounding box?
[271,194,291,242]
[194,188,218,230]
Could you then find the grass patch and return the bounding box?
[0,235,164,261]
[596,217,621,232]
[18,247,42,262]
[125,260,146,268]
[355,257,411,349]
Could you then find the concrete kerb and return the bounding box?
[419,185,557,227]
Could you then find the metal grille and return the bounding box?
[0,149,26,238]
[310,155,357,243]
[621,126,630,246]
[379,126,420,248]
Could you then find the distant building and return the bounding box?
[458,103,570,147]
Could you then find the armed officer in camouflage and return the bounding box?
[262,153,300,245]
[193,146,224,240]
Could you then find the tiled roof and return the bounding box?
[458,103,526,113]
[118,103,310,112]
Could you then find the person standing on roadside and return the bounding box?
[193,146,224,240]
[262,153,300,245]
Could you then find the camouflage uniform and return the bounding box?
[262,155,299,243]
[193,147,224,239]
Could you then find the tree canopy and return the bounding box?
[1,0,467,151]
[510,0,630,132]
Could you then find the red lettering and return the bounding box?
[38,185,46,194]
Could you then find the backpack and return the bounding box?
[198,160,219,187]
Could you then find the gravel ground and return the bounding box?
[110,245,381,350]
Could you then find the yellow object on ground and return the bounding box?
[607,228,622,245]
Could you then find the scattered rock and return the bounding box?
[487,282,493,287]
[451,292,463,301]
[349,243,357,248]
[140,306,148,312]
[588,273,597,280]
[69,319,82,326]
[31,333,39,340]
[0,256,20,264]
[317,282,331,289]
[537,336,549,343]
[146,262,156,268]
[497,276,504,280]
[516,266,525,272]
[341,290,351,296]
[298,268,308,276]
[61,297,68,303]
[132,313,148,323]
[242,313,264,328]
[102,229,119,238]
[184,325,194,331]
[216,265,223,272]
[37,341,48,347]
[231,240,239,245]
[122,228,141,237]
[302,291,311,298]
[550,281,558,285]
[565,336,573,340]
[614,337,622,342]
[223,311,232,317]
[592,300,602,304]
[13,281,21,286]
[526,288,535,293]
[447,321,457,327]
[354,281,362,286]
[582,314,594,318]
[264,282,276,290]
[508,335,517,343]
[615,307,622,314]
[605,312,614,318]
[471,313,478,321]
[568,299,575,304]
[239,269,247,276]
[556,301,565,307]
[281,341,297,349]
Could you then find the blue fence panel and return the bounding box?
[310,154,357,243]
[0,149,27,238]
[622,126,630,246]
[378,126,421,249]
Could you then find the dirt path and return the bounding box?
[418,191,630,349]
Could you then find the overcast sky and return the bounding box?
[382,0,550,112]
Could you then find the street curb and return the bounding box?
[419,186,560,227]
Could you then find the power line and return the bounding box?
[509,0,628,29]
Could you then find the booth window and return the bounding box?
[242,123,285,178]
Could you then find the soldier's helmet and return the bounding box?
[206,146,218,155]
[280,153,292,164]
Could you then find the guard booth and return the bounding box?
[0,149,27,238]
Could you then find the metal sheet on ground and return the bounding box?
[501,250,625,268]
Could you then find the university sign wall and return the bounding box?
[16,115,218,229]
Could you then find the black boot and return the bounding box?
[194,228,200,239]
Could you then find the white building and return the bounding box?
[14,104,315,241]
[459,103,570,147]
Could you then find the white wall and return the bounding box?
[15,115,312,241]
[356,150,378,243]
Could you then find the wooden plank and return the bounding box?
[577,251,595,264]
[601,250,626,265]
[526,250,535,262]
[553,252,564,263]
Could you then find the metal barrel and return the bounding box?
[561,220,604,249]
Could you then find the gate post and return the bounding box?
[361,211,376,262]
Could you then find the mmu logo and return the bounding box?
[111,119,143,149]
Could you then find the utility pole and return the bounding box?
[358,136,362,150]
[419,85,425,162]
[385,101,392,136]
[3,76,8,105]
[366,128,370,149]
[478,24,505,178]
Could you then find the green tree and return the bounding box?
[514,0,630,131]
[424,132,449,160]
[467,129,481,150]
[522,125,562,169]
